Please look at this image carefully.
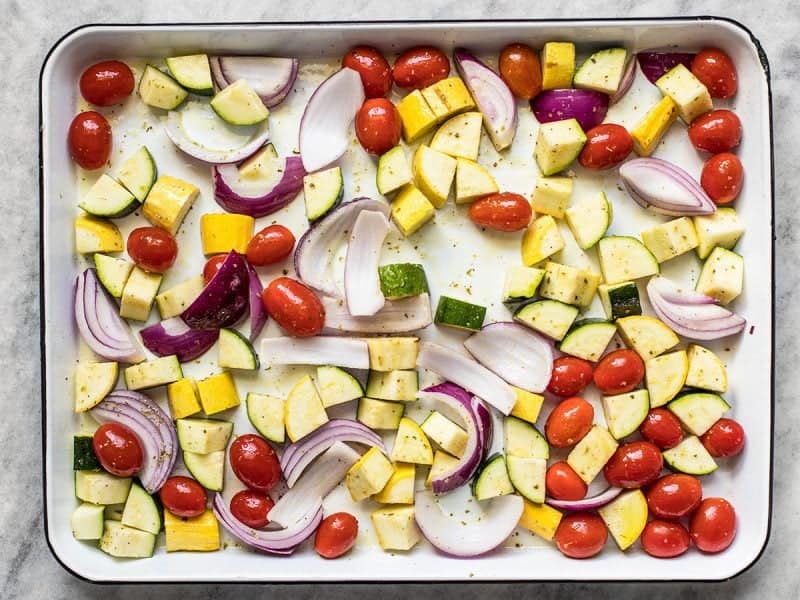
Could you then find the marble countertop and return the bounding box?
[4,1,797,598]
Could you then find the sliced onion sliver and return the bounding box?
[140,318,219,363]
[216,56,299,108]
[464,322,553,393]
[417,342,517,415]
[247,263,267,341]
[165,109,270,164]
[181,251,249,330]
[620,158,716,216]
[610,56,636,104]
[344,210,390,316]
[414,490,523,557]
[547,487,623,511]
[294,197,391,298]
[213,493,322,555]
[280,419,386,487]
[322,293,432,334]
[471,395,493,457]
[260,336,370,369]
[213,156,305,217]
[209,56,227,91]
[269,441,360,528]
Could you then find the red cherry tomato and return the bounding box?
[203,254,228,284]
[315,512,359,559]
[603,441,663,488]
[646,474,703,519]
[262,276,325,337]
[392,46,450,90]
[546,461,588,501]
[159,476,208,518]
[499,43,542,100]
[701,418,746,457]
[545,396,594,448]
[690,497,737,553]
[342,46,392,98]
[355,98,402,155]
[578,124,634,170]
[641,520,691,558]
[468,192,532,232]
[79,60,135,106]
[554,512,608,559]
[593,349,645,395]
[246,224,295,267]
[691,48,738,99]
[701,152,744,205]
[127,226,178,273]
[639,408,684,450]
[68,111,112,170]
[688,110,742,154]
[92,423,143,477]
[547,356,594,397]
[230,490,275,529]
[229,434,282,493]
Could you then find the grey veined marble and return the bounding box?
[3,0,799,598]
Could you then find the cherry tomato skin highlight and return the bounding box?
[159,476,208,518]
[315,512,359,559]
[79,60,135,106]
[603,441,663,489]
[342,46,392,98]
[578,124,634,170]
[392,46,450,90]
[203,254,228,284]
[547,356,594,397]
[701,152,744,205]
[546,461,588,501]
[229,434,282,494]
[468,192,532,232]
[545,397,594,448]
[262,277,325,337]
[690,497,737,553]
[688,109,742,154]
[92,423,144,477]
[701,418,746,457]
[593,349,645,395]
[641,520,691,558]
[127,226,178,273]
[355,98,402,155]
[554,513,608,559]
[691,48,738,99]
[499,43,542,100]
[229,490,275,529]
[246,225,295,267]
[639,408,685,450]
[68,111,112,170]
[646,474,703,519]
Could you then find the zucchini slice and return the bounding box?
[303,166,344,221]
[357,397,404,430]
[514,299,579,341]
[367,337,419,371]
[472,453,514,501]
[662,435,717,475]
[559,319,617,362]
[506,455,547,504]
[117,146,158,202]
[565,191,612,249]
[75,471,132,505]
[121,482,161,535]
[685,344,728,393]
[165,54,213,95]
[123,355,182,390]
[378,263,429,299]
[597,236,659,285]
[183,450,225,491]
[504,416,549,459]
[502,266,545,303]
[574,48,628,95]
[138,64,188,110]
[78,174,139,218]
[376,145,413,196]
[599,281,642,320]
[210,79,269,126]
[602,389,650,440]
[317,365,363,407]
[94,254,134,299]
[366,370,419,402]
[218,328,259,370]
[246,393,285,443]
[99,521,156,558]
[71,503,105,540]
[434,296,486,332]
[668,392,730,436]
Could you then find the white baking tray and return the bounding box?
[40,19,773,583]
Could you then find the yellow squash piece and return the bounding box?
[426,450,460,487]
[430,112,483,160]
[421,77,476,122]
[510,387,545,424]
[598,489,648,551]
[531,177,573,219]
[396,90,439,143]
[455,158,499,204]
[74,362,119,412]
[686,344,728,393]
[521,215,565,266]
[367,337,419,371]
[373,463,415,504]
[196,371,240,415]
[519,498,563,541]
[617,315,679,360]
[200,213,255,255]
[346,447,395,502]
[539,261,601,308]
[541,42,576,90]
[641,217,699,263]
[567,425,618,485]
[645,350,689,408]
[75,214,124,254]
[631,96,678,156]
[142,175,199,235]
[391,184,436,236]
[420,411,468,458]
[413,145,457,208]
[371,505,420,551]
[167,378,202,420]
[285,374,329,442]
[164,509,220,552]
[119,267,163,322]
[390,417,433,465]
[656,64,713,124]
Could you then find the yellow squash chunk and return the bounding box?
[167,378,202,420]
[617,316,679,360]
[285,374,329,442]
[373,463,415,504]
[420,411,468,458]
[430,112,483,160]
[425,450,459,487]
[641,217,699,263]
[164,509,220,552]
[567,425,618,485]
[539,261,601,308]
[413,145,457,208]
[200,213,255,255]
[74,362,119,412]
[455,158,498,204]
[119,267,163,322]
[519,499,563,541]
[346,447,395,502]
[521,215,565,266]
[196,371,240,415]
[631,96,678,157]
[367,337,419,371]
[510,387,545,424]
[656,64,713,124]
[390,417,433,465]
[142,175,199,235]
[531,176,573,219]
[75,214,124,254]
[371,505,420,551]
[645,350,689,408]
[396,90,438,142]
[598,489,648,551]
[421,77,476,122]
[391,184,436,236]
[693,207,744,260]
[541,42,576,90]
[686,344,728,393]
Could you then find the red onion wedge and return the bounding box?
[247,263,267,341]
[181,251,249,329]
[213,156,305,218]
[647,277,746,340]
[415,490,523,557]
[140,317,219,363]
[547,487,623,511]
[472,395,493,455]
[610,56,636,104]
[344,210,390,316]
[294,197,391,298]
[213,493,321,555]
[299,67,365,173]
[280,419,385,487]
[75,269,145,364]
[417,342,516,415]
[90,390,177,494]
[620,158,716,216]
[165,105,271,164]
[454,49,517,151]
[322,293,433,334]
[530,89,610,132]
[419,384,487,494]
[260,336,369,369]
[213,56,299,108]
[464,322,554,394]
[637,52,696,84]
[269,441,360,528]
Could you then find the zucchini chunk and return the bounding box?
[599,281,642,320]
[366,337,419,372]
[376,145,413,196]
[507,455,547,504]
[71,503,105,540]
[662,435,717,475]
[123,355,182,390]
[514,299,579,341]
[472,454,514,501]
[366,370,419,402]
[668,392,730,436]
[73,435,101,471]
[99,521,156,558]
[390,417,433,465]
[434,296,486,332]
[559,319,617,362]
[504,416,549,459]
[378,263,429,299]
[522,215,565,266]
[176,418,233,454]
[317,365,363,407]
[685,344,728,393]
[218,328,259,370]
[574,48,628,95]
[303,166,344,221]
[117,146,158,202]
[75,471,132,505]
[531,176,572,219]
[94,254,134,298]
[138,64,187,110]
[534,118,587,176]
[74,361,118,412]
[567,425,618,485]
[78,174,138,218]
[357,397,404,430]
[602,389,650,439]
[165,54,213,95]
[565,191,612,249]
[616,316,679,360]
[285,375,329,442]
[598,489,648,551]
[246,393,285,443]
[503,266,545,303]
[121,482,161,535]
[597,236,659,285]
[695,247,744,305]
[210,79,269,126]
[184,450,225,491]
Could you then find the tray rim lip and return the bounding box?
[38,15,774,585]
